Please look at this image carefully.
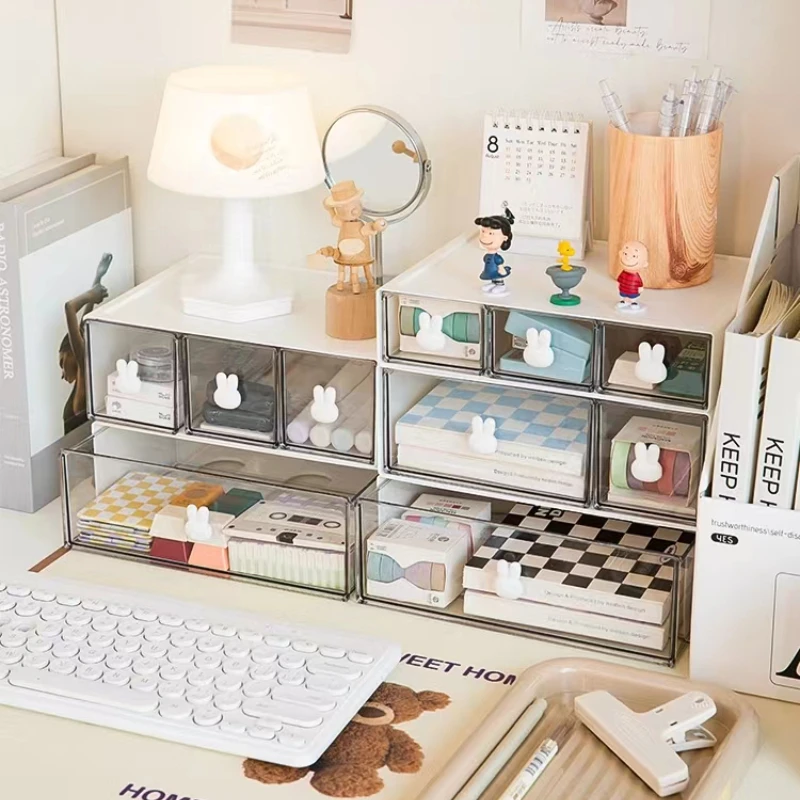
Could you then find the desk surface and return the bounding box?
[1,500,799,800]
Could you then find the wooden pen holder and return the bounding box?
[608,113,723,290]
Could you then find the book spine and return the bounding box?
[753,338,800,509]
[0,204,32,511]
[712,331,769,503]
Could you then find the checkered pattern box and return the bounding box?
[395,380,590,478]
[463,504,694,625]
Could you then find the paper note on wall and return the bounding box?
[527,0,711,59]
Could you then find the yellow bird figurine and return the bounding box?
[558,240,576,271]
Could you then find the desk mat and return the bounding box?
[0,547,611,800]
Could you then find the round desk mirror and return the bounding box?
[322,106,431,223]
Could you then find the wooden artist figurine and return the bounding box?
[616,240,649,313]
[317,180,387,295]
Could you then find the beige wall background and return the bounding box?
[43,0,800,279]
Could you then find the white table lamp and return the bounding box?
[148,66,324,322]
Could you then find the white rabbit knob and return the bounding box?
[631,442,664,483]
[635,342,667,385]
[415,312,447,352]
[495,560,524,600]
[184,504,212,542]
[310,385,339,424]
[523,327,555,369]
[213,372,242,410]
[468,415,498,455]
[115,359,141,395]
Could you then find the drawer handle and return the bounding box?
[495,560,523,600]
[311,386,339,424]
[416,312,446,352]
[184,504,213,542]
[631,443,664,483]
[635,342,667,385]
[214,373,242,410]
[523,328,555,369]
[114,359,141,395]
[468,415,498,456]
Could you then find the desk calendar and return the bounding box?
[479,111,592,257]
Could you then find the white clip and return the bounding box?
[213,372,241,410]
[635,342,667,384]
[184,504,212,542]
[115,359,141,395]
[523,327,555,369]
[575,690,717,797]
[631,442,663,483]
[495,560,523,600]
[311,385,339,424]
[416,312,446,352]
[468,416,498,455]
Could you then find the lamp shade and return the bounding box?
[147,66,325,199]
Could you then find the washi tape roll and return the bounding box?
[610,440,632,491]
[673,451,692,497]
[613,440,692,497]
[656,448,678,495]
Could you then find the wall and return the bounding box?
[0,0,62,178]
[54,0,800,281]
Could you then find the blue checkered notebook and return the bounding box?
[396,380,590,476]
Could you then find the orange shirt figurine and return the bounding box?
[617,241,649,313]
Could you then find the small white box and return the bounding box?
[107,373,176,407]
[104,395,177,428]
[366,517,492,608]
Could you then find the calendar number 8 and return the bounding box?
[487,135,499,154]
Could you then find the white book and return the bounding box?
[752,305,800,508]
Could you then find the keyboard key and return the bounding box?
[215,675,242,694]
[62,627,89,644]
[214,693,242,712]
[307,659,361,680]
[348,652,375,665]
[133,608,158,622]
[104,670,131,687]
[40,606,66,622]
[185,619,210,633]
[250,665,277,682]
[114,637,141,654]
[186,687,214,706]
[108,605,132,618]
[220,714,248,735]
[158,683,186,700]
[278,670,306,687]
[91,615,118,633]
[130,676,159,693]
[81,599,106,612]
[0,648,23,665]
[144,625,170,643]
[243,680,273,699]
[194,653,222,671]
[222,659,250,676]
[106,654,133,671]
[117,620,145,638]
[37,622,63,639]
[265,635,290,648]
[170,632,197,649]
[160,665,187,682]
[248,725,276,741]
[52,642,80,660]
[88,633,115,650]
[159,615,184,628]
[79,648,107,665]
[1,632,27,649]
[15,601,42,618]
[279,654,305,670]
[168,648,195,666]
[306,676,350,697]
[193,708,222,727]
[7,586,31,598]
[56,595,81,607]
[31,590,55,602]
[66,611,92,627]
[141,642,168,660]
[26,636,53,654]
[292,641,318,654]
[223,642,250,659]
[9,667,158,711]
[159,700,192,720]
[278,732,307,749]
[0,599,16,612]
[22,654,49,670]
[252,647,279,665]
[132,658,160,676]
[211,624,236,638]
[49,659,76,676]
[242,700,323,728]
[197,636,224,654]
[76,664,103,682]
[187,669,215,688]
[7,620,35,634]
[238,630,263,644]
[271,686,336,712]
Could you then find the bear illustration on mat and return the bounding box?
[243,682,451,798]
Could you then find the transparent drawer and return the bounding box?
[185,336,277,445]
[382,293,483,371]
[85,320,183,432]
[491,307,594,388]
[601,323,711,407]
[357,478,693,665]
[385,370,592,503]
[598,403,707,521]
[62,426,376,598]
[283,351,375,461]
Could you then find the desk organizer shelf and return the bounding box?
[62,426,374,597]
[356,478,694,665]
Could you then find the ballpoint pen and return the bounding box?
[694,66,722,135]
[658,84,679,137]
[676,69,699,137]
[599,80,631,132]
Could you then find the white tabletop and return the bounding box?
[1,500,799,799]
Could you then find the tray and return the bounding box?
[418,658,760,800]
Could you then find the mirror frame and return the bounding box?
[321,105,432,224]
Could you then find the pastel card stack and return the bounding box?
[500,310,592,384]
[397,295,481,364]
[396,380,590,499]
[463,504,694,651]
[402,493,492,554]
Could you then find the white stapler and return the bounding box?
[574,690,717,797]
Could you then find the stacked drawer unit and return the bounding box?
[358,233,750,664]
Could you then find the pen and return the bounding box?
[497,736,560,800]
[676,69,699,137]
[599,80,631,132]
[658,84,679,137]
[694,66,722,135]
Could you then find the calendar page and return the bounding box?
[479,111,591,248]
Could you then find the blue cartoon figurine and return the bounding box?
[475,208,515,296]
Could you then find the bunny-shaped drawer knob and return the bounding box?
[495,559,524,600]
[635,342,668,385]
[468,415,498,455]
[631,442,664,483]
[184,504,213,542]
[213,372,242,410]
[415,312,447,352]
[114,359,142,395]
[523,327,555,369]
[311,385,339,424]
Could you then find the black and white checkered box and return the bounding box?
[463,504,694,625]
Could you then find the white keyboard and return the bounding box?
[0,572,401,767]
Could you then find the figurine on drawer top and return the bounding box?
[546,240,586,307]
[475,207,515,295]
[616,241,649,312]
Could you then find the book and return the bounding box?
[478,111,592,258]
[0,156,134,512]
